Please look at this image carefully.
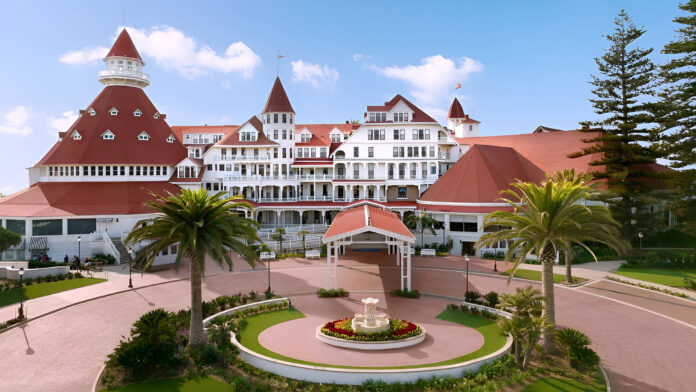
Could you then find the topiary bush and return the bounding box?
[483,291,500,307]
[464,290,482,304]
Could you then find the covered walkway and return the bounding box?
[322,205,415,290]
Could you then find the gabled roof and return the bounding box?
[419,144,545,205]
[0,181,181,217]
[35,86,186,166]
[106,29,142,61]
[170,125,240,143]
[533,126,564,133]
[323,205,415,243]
[261,77,295,114]
[448,98,465,119]
[216,116,278,146]
[294,123,353,147]
[367,94,437,123]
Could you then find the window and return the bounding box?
[153,112,160,119]
[354,146,359,157]
[266,114,270,123]
[311,148,316,157]
[393,147,398,157]
[399,129,405,140]
[282,129,287,140]
[178,166,197,178]
[166,134,174,143]
[273,114,278,123]
[368,146,374,157]
[380,129,385,140]
[331,133,341,143]
[135,166,141,175]
[105,166,111,176]
[171,244,178,254]
[273,129,278,139]
[469,125,473,131]
[120,166,125,175]
[368,129,374,140]
[98,166,103,176]
[282,114,287,123]
[413,129,418,140]
[91,166,96,176]
[188,148,200,158]
[213,134,223,143]
[394,129,399,140]
[6,219,26,235]
[156,166,161,176]
[353,165,360,179]
[68,219,96,235]
[301,133,310,143]
[368,163,375,179]
[133,109,142,117]
[71,130,82,140]
[397,187,407,199]
[102,130,115,140]
[49,167,53,176]
[88,108,96,116]
[289,114,293,124]
[320,148,327,158]
[138,131,150,141]
[109,107,118,116]
[429,146,435,157]
[128,166,134,176]
[369,112,376,122]
[398,163,405,179]
[149,166,155,175]
[388,164,394,178]
[32,219,62,236]
[430,165,437,175]
[404,112,409,122]
[464,222,478,232]
[282,148,287,158]
[450,222,464,232]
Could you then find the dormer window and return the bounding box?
[102,130,115,140]
[133,109,142,117]
[166,134,175,143]
[330,133,342,143]
[138,131,150,141]
[88,108,96,116]
[393,112,410,122]
[71,130,82,140]
[300,133,311,143]
[239,131,257,142]
[369,112,387,122]
[153,112,160,119]
[109,107,118,116]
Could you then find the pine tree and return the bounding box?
[571,10,659,237]
[654,0,696,236]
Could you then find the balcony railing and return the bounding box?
[298,196,333,201]
[224,174,299,182]
[299,174,334,181]
[216,155,271,162]
[98,69,151,82]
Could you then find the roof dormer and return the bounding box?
[133,109,142,117]
[102,129,115,140]
[71,130,82,140]
[166,134,175,143]
[153,112,160,119]
[109,107,118,116]
[299,128,312,143]
[138,131,150,141]
[88,108,96,116]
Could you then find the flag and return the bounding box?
[455,83,462,89]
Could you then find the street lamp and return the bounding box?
[127,247,133,289]
[638,232,643,264]
[493,252,498,272]
[464,254,470,294]
[18,267,25,319]
[267,252,272,294]
[77,236,82,270]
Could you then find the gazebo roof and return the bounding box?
[322,205,415,243]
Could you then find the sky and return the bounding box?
[0,0,686,194]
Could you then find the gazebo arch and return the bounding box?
[322,205,416,290]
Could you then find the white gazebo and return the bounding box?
[322,205,416,290]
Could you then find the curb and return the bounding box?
[599,363,611,392]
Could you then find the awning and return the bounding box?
[29,236,48,250]
[8,237,25,250]
[322,205,415,244]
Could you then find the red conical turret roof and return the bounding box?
[106,29,142,61]
[262,77,295,114]
[447,97,465,119]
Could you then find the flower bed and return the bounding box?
[320,317,422,341]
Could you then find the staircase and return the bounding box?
[110,238,132,264]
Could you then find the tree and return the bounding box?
[476,174,630,352]
[571,10,660,238]
[405,211,437,247]
[0,227,21,253]
[654,0,696,236]
[125,189,260,347]
[298,230,310,254]
[271,227,286,255]
[498,287,552,369]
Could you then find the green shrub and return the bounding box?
[392,289,420,298]
[92,252,117,264]
[465,290,482,304]
[683,277,696,290]
[625,249,696,269]
[483,291,499,307]
[316,288,349,298]
[569,346,600,369]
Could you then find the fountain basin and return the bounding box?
[352,315,390,333]
[316,325,426,350]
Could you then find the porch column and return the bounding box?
[326,241,332,289]
[407,243,412,290]
[276,210,282,225]
[399,244,404,290]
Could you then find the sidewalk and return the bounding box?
[512,260,696,299]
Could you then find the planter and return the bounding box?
[316,325,426,350]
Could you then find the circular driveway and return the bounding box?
[0,254,694,392]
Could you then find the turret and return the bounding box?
[97,29,150,88]
[447,98,480,138]
[260,78,295,173]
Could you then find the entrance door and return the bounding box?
[461,241,475,256]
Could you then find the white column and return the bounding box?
[399,244,404,290]
[407,244,412,290]
[477,215,484,232]
[276,210,281,225]
[326,241,332,289]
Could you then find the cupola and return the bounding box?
[97,29,150,88]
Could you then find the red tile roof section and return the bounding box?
[368,206,414,239]
[448,98,465,119]
[35,86,187,166]
[171,125,240,143]
[262,77,295,114]
[419,144,545,205]
[367,95,437,123]
[216,116,278,146]
[0,181,181,217]
[295,123,353,147]
[106,29,143,61]
[323,205,414,241]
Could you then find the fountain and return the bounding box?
[351,297,390,333]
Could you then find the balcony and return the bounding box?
[224,174,299,182]
[298,196,333,202]
[98,69,150,83]
[299,174,334,181]
[216,155,271,162]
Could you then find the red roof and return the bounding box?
[367,95,437,123]
[419,144,545,205]
[295,123,353,147]
[36,86,186,166]
[323,205,414,243]
[262,77,295,114]
[106,29,142,61]
[448,98,465,119]
[170,125,239,143]
[0,181,181,217]
[216,116,278,146]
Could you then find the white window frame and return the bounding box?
[133,109,142,117]
[102,130,115,140]
[109,107,118,116]
[71,130,82,140]
[138,131,150,141]
[88,108,96,116]
[166,134,175,143]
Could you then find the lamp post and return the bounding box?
[18,267,25,319]
[638,232,643,264]
[127,247,133,289]
[267,251,271,294]
[77,236,82,270]
[493,252,498,272]
[464,254,470,294]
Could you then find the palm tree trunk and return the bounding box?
[540,243,556,353]
[565,251,573,284]
[189,257,205,347]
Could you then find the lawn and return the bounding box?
[501,268,586,284]
[0,278,106,307]
[236,307,507,369]
[615,266,696,288]
[101,376,234,392]
[522,376,605,392]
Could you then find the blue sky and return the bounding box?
[0,0,684,193]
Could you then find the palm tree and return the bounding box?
[125,189,260,347]
[476,170,629,352]
[271,227,286,254]
[298,229,310,254]
[498,287,551,369]
[405,211,437,248]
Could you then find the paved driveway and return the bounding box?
[0,253,693,392]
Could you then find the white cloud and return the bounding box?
[353,53,372,62]
[373,55,483,117]
[47,110,79,133]
[58,46,109,65]
[59,26,262,79]
[0,105,33,136]
[291,60,339,88]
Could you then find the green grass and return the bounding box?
[0,278,106,307]
[522,376,605,392]
[502,268,586,284]
[101,376,234,392]
[236,307,507,369]
[615,266,696,288]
